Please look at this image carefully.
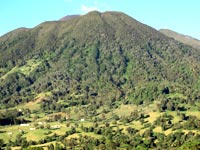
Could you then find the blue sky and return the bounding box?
[1,0,200,39]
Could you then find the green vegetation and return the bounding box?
[0,11,200,149]
[0,102,200,149]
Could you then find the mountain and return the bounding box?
[59,15,80,21]
[1,11,200,107]
[160,29,200,49]
[0,11,200,149]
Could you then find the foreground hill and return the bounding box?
[0,11,200,149]
[160,29,200,49]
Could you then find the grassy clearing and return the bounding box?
[0,59,41,80]
[25,129,50,141]
[153,126,173,135]
[17,92,51,111]
[0,121,68,143]
[23,122,68,141]
[164,128,173,135]
[11,142,57,150]
[166,111,181,123]
[79,121,93,127]
[114,104,138,117]
[0,125,29,142]
[18,59,41,76]
[185,111,200,119]
[11,146,21,150]
[167,93,187,99]
[67,132,102,139]
[153,126,162,133]
[145,111,162,123]
[131,121,143,130]
[143,101,159,112]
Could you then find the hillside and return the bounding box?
[0,11,200,149]
[160,29,200,49]
[59,15,80,21]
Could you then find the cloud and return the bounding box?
[81,4,99,14]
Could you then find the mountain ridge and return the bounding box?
[160,29,200,49]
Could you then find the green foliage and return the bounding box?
[0,11,200,150]
[0,11,200,109]
[0,139,4,149]
[0,109,26,125]
[179,140,200,150]
[27,147,44,150]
